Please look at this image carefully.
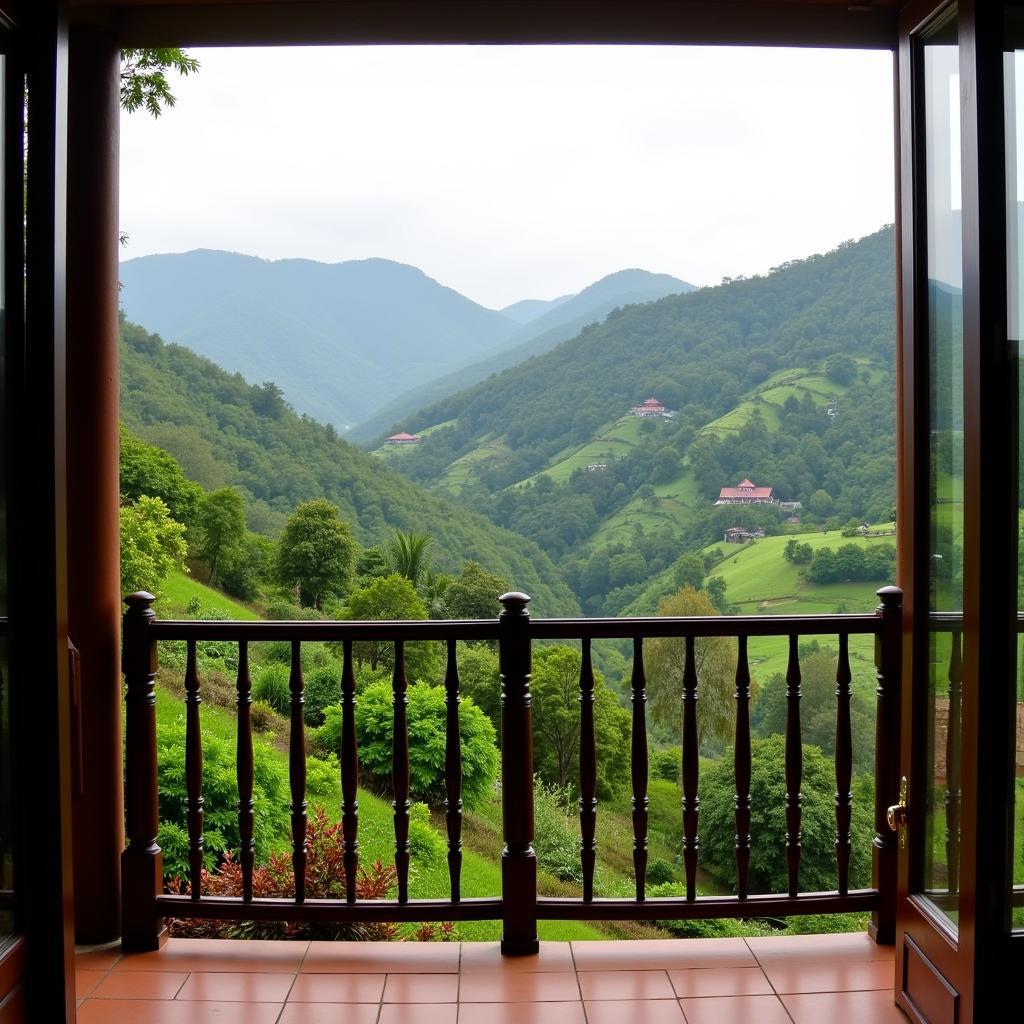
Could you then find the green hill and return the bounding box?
[348,268,695,442]
[377,227,896,613]
[119,250,520,430]
[119,317,579,616]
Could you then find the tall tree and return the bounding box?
[196,486,246,584]
[442,561,510,621]
[343,573,439,680]
[644,586,737,748]
[274,498,357,608]
[530,645,631,799]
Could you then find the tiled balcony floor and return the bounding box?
[74,931,907,1023]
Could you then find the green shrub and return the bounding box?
[305,754,340,800]
[264,599,323,621]
[304,662,342,726]
[253,662,291,715]
[317,680,499,809]
[408,802,446,865]
[651,748,681,783]
[647,858,676,886]
[700,735,874,894]
[249,700,278,733]
[533,779,583,885]
[156,720,289,882]
[260,639,331,668]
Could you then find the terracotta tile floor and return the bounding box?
[74,932,908,1023]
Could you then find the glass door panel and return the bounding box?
[1005,11,1024,933]
[921,7,963,932]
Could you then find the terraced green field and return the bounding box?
[516,413,662,487]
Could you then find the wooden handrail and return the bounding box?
[121,585,906,954]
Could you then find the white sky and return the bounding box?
[119,45,896,310]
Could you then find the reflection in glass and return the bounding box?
[1006,34,1024,931]
[921,12,963,930]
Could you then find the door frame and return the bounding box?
[896,2,1023,1020]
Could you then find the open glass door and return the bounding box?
[895,3,973,1021]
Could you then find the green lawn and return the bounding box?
[156,570,261,620]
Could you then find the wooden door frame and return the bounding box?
[7,1,77,1019]
[896,1,1024,1020]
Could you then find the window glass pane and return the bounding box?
[921,9,963,931]
[1005,21,1024,932]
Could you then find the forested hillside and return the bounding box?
[348,268,695,441]
[119,250,519,429]
[119,317,579,615]
[382,227,897,614]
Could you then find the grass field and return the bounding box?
[156,570,262,620]
[515,413,666,488]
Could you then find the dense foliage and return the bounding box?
[379,228,896,612]
[700,735,874,894]
[119,316,578,614]
[119,495,188,596]
[316,680,499,808]
[530,646,632,799]
[156,720,290,879]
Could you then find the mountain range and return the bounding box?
[119,250,694,432]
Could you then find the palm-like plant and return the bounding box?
[385,530,434,589]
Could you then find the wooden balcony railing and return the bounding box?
[121,586,904,954]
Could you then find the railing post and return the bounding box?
[498,592,538,956]
[871,585,903,944]
[120,592,166,951]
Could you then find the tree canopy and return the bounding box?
[274,499,357,608]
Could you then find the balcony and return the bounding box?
[74,931,903,1023]
[109,585,912,1019]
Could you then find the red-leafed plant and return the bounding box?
[168,807,398,941]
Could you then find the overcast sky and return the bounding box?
[119,45,895,310]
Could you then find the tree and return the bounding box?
[530,646,631,799]
[274,499,357,608]
[218,532,274,601]
[120,48,200,118]
[119,425,204,527]
[672,552,705,591]
[808,489,834,518]
[824,353,857,386]
[700,735,874,894]
[344,574,438,680]
[317,681,499,808]
[196,487,246,584]
[441,561,510,621]
[751,647,875,769]
[385,530,434,589]
[453,643,502,730]
[119,495,188,596]
[644,587,736,748]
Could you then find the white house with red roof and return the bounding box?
[631,397,667,417]
[385,431,421,445]
[715,478,777,505]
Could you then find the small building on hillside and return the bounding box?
[779,500,802,512]
[385,432,421,445]
[631,397,667,417]
[716,478,777,505]
[587,463,608,472]
[724,526,766,543]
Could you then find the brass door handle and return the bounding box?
[887,776,908,848]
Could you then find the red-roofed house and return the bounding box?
[715,478,777,505]
[631,397,667,417]
[385,432,421,445]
